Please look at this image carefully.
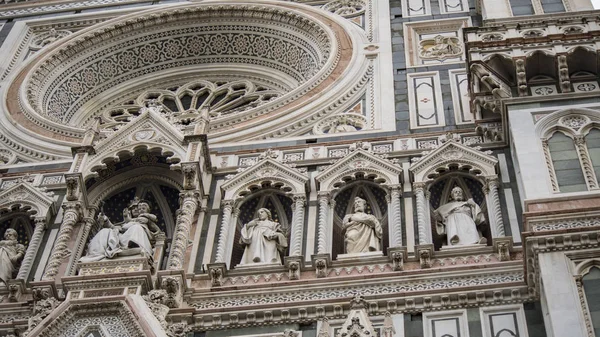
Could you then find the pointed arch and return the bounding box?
[410,140,502,247]
[314,145,403,256]
[82,108,187,181]
[214,155,309,267]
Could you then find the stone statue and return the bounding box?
[0,228,25,285]
[433,186,486,246]
[80,197,161,262]
[239,208,288,265]
[342,197,382,254]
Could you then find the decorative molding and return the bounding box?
[0,0,134,17]
[524,230,600,297]
[529,216,600,232]
[191,270,525,310]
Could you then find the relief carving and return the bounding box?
[419,35,462,60]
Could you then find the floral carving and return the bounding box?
[322,0,366,17]
[560,115,588,130]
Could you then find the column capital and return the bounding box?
[32,217,47,228]
[317,191,331,199]
[413,182,427,191]
[484,176,500,190]
[221,199,235,209]
[179,189,202,202]
[292,194,307,203]
[387,183,403,192]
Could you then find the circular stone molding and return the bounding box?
[6,0,366,152]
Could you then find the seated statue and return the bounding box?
[80,198,161,263]
[119,199,160,257]
[239,208,287,265]
[0,228,26,285]
[342,197,382,254]
[433,186,486,246]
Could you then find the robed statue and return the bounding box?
[0,228,25,285]
[433,186,486,246]
[342,197,382,254]
[239,208,288,265]
[80,197,162,262]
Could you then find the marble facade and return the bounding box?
[0,0,598,337]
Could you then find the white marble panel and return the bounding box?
[423,310,469,337]
[402,0,431,16]
[539,252,587,337]
[408,72,445,129]
[449,69,472,124]
[480,305,529,337]
[440,0,469,13]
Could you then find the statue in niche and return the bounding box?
[0,228,25,285]
[239,208,288,265]
[80,197,161,263]
[433,186,486,246]
[343,197,382,254]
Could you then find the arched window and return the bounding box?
[546,131,586,192]
[537,111,600,193]
[582,267,600,336]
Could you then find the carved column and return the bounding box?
[67,213,97,276]
[225,207,240,264]
[290,195,306,257]
[387,185,402,247]
[16,217,46,280]
[575,276,595,337]
[574,135,598,190]
[484,178,505,238]
[316,192,330,255]
[167,190,200,270]
[541,139,560,192]
[413,183,431,245]
[214,200,234,263]
[43,202,81,280]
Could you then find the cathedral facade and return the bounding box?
[0,0,599,336]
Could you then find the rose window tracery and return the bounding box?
[40,25,323,124]
[100,80,283,131]
[322,0,367,17]
[6,0,372,153]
